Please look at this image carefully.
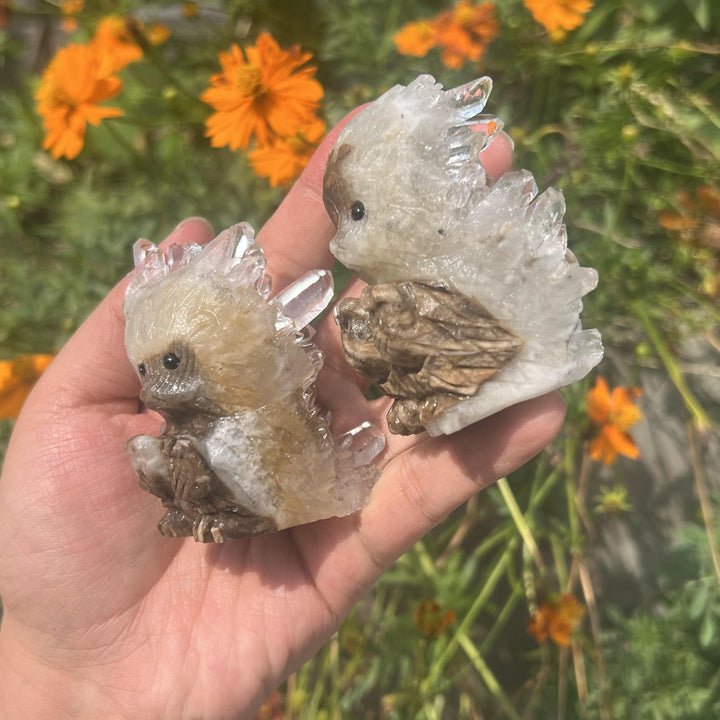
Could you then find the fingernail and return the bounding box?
[173,216,215,234]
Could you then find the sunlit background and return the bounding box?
[1,1,719,718]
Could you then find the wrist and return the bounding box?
[0,616,117,720]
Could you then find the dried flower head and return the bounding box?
[0,354,54,420]
[524,0,594,33]
[527,593,584,646]
[201,32,323,152]
[145,22,171,46]
[414,599,457,638]
[35,44,124,159]
[660,185,720,298]
[587,376,642,465]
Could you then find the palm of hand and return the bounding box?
[0,125,564,720]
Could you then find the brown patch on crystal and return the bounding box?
[335,281,523,434]
[323,143,354,226]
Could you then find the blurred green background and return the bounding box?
[1,1,719,718]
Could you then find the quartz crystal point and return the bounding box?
[323,74,603,436]
[124,223,384,542]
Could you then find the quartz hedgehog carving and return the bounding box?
[324,74,604,436]
[124,223,384,542]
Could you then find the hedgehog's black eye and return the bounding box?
[138,363,146,376]
[350,201,365,221]
[163,352,181,370]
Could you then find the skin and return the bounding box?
[0,117,564,719]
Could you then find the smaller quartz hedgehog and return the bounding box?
[124,223,384,543]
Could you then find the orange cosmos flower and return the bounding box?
[35,44,124,159]
[587,376,642,465]
[524,0,594,33]
[91,16,143,73]
[393,19,437,57]
[249,117,325,188]
[527,593,584,647]
[435,0,499,69]
[0,354,54,420]
[394,1,498,69]
[201,33,323,152]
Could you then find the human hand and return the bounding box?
[0,117,565,720]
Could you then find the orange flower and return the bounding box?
[527,593,584,647]
[0,355,54,420]
[393,20,437,57]
[249,117,325,188]
[91,16,143,72]
[394,1,499,69]
[587,376,642,465]
[414,599,457,638]
[201,33,323,152]
[435,0,499,69]
[524,0,594,33]
[35,44,124,159]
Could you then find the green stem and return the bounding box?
[634,304,713,428]
[564,440,582,554]
[457,632,523,720]
[479,589,522,655]
[415,540,439,582]
[426,538,518,689]
[498,477,546,574]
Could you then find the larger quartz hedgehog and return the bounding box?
[324,74,604,436]
[124,224,384,542]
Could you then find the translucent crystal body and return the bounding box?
[124,223,384,542]
[324,74,603,436]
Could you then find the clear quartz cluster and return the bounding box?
[323,74,604,436]
[124,223,384,542]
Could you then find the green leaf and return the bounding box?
[683,0,712,30]
[699,611,717,648]
[689,583,710,620]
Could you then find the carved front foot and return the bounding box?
[158,506,194,538]
[192,510,278,543]
[387,395,461,435]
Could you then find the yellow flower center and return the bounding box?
[42,77,77,112]
[233,65,266,98]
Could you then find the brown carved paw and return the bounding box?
[192,510,278,543]
[163,435,217,502]
[336,281,523,434]
[158,506,194,538]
